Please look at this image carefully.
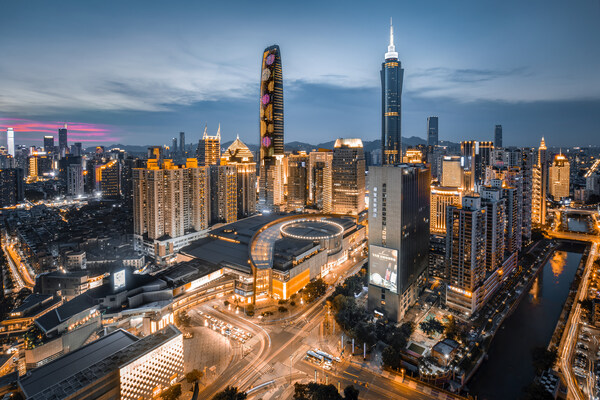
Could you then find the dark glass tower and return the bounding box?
[494,124,503,148]
[381,21,404,165]
[258,45,284,211]
[58,123,68,158]
[427,116,439,147]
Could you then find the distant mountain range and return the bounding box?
[105,135,458,155]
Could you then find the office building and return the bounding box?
[258,45,285,212]
[367,164,430,322]
[287,152,309,211]
[402,148,423,164]
[58,123,68,158]
[179,131,186,156]
[532,138,548,225]
[427,116,439,147]
[480,186,506,272]
[308,150,333,212]
[381,20,404,165]
[133,158,210,264]
[461,141,494,192]
[445,196,487,314]
[6,128,14,156]
[67,164,84,197]
[332,139,365,215]
[221,136,257,219]
[0,169,24,207]
[494,125,503,148]
[43,136,55,155]
[172,137,178,156]
[209,165,238,225]
[96,160,121,199]
[197,125,221,166]
[430,185,462,235]
[549,153,570,201]
[441,156,463,188]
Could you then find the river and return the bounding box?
[470,245,584,400]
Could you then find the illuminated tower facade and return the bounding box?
[381,20,404,165]
[197,125,221,166]
[549,153,570,201]
[332,139,365,215]
[259,45,284,212]
[221,136,257,219]
[7,128,14,156]
[532,137,548,225]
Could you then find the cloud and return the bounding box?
[0,118,119,143]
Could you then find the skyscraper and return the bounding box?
[381,20,404,165]
[43,136,55,155]
[308,150,333,212]
[367,163,430,322]
[549,153,570,200]
[430,186,462,235]
[7,128,15,156]
[209,165,238,224]
[259,45,284,212]
[58,123,68,158]
[133,158,209,264]
[179,131,186,156]
[532,138,548,225]
[287,152,309,211]
[67,164,84,197]
[445,196,487,315]
[332,139,366,215]
[221,136,257,219]
[427,116,439,147]
[172,138,178,157]
[494,125,503,148]
[0,168,24,207]
[197,125,221,166]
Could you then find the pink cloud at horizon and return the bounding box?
[0,118,120,143]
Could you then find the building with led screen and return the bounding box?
[381,20,404,165]
[259,45,284,212]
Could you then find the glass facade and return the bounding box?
[381,52,403,165]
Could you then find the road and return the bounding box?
[2,243,35,290]
[548,229,599,400]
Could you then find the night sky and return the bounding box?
[1,0,599,148]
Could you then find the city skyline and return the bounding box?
[1,0,599,147]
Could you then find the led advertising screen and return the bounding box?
[113,269,126,291]
[369,245,398,293]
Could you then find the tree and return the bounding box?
[382,345,402,369]
[160,384,182,400]
[278,306,288,313]
[278,299,288,305]
[399,322,415,338]
[444,315,460,340]
[531,347,557,373]
[293,382,342,400]
[304,279,328,302]
[185,369,203,383]
[522,382,554,400]
[419,318,444,336]
[212,386,247,400]
[343,385,360,400]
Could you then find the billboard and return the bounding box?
[369,245,398,293]
[113,269,126,291]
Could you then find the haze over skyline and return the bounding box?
[1,0,599,148]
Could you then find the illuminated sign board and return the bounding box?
[113,269,126,291]
[369,245,398,293]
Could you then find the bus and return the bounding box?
[306,351,324,363]
[315,350,340,363]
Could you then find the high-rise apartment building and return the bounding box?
[67,164,84,196]
[446,196,487,314]
[96,160,121,199]
[332,139,365,215]
[494,125,503,148]
[480,186,506,272]
[427,116,439,147]
[58,123,68,158]
[381,20,404,165]
[179,131,186,156]
[209,165,238,224]
[461,141,493,192]
[7,128,15,156]
[308,150,333,212]
[258,45,285,212]
[221,136,257,219]
[367,164,430,321]
[133,158,209,264]
[287,152,309,211]
[197,125,221,166]
[532,138,548,225]
[549,153,570,201]
[0,168,24,207]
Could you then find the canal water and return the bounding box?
[470,245,583,400]
[568,217,588,233]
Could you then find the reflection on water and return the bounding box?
[529,274,542,303]
[567,217,589,233]
[550,251,567,280]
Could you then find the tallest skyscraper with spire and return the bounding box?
[381,19,404,165]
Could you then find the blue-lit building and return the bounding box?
[381,21,404,165]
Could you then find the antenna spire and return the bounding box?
[385,18,398,60]
[202,124,207,139]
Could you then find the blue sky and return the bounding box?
[1,0,599,147]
